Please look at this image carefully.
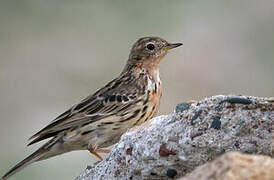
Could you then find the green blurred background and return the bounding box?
[0,0,273,179]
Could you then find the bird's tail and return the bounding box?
[2,137,62,180]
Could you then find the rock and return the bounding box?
[180,152,274,180]
[175,102,191,113]
[76,95,274,180]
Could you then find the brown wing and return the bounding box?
[28,72,148,145]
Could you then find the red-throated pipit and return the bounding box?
[2,37,182,179]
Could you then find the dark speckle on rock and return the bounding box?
[216,97,252,112]
[126,147,133,155]
[215,106,222,112]
[219,97,252,105]
[175,102,190,113]
[234,141,240,148]
[210,116,221,130]
[166,169,177,178]
[190,131,203,140]
[217,149,226,156]
[252,124,258,129]
[250,140,258,146]
[191,109,203,125]
[114,170,120,176]
[159,144,176,157]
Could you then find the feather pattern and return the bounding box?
[28,64,152,145]
[2,36,182,179]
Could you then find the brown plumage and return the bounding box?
[2,37,182,179]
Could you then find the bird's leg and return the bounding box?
[88,149,103,160]
[88,145,103,160]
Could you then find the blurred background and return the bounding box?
[0,0,273,179]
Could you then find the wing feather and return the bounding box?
[28,73,148,145]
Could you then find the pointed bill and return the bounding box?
[163,43,183,50]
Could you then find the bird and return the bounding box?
[2,36,182,179]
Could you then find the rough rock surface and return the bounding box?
[77,95,274,180]
[180,152,274,180]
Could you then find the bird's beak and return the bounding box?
[163,42,183,50]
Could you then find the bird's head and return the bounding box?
[128,37,183,66]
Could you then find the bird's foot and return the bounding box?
[88,149,103,160]
[88,146,110,160]
[95,149,110,153]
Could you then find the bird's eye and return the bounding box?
[146,43,155,51]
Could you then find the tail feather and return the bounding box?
[2,137,60,180]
